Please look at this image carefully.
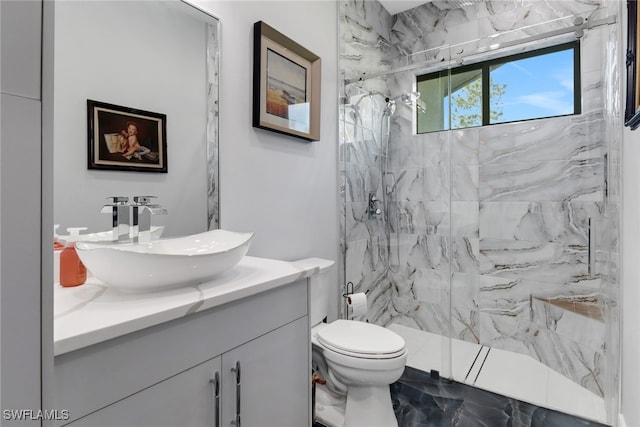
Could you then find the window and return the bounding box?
[416,41,580,133]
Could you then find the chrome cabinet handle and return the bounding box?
[230,361,241,427]
[210,371,220,427]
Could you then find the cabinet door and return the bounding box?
[221,317,310,427]
[67,356,222,427]
[1,0,42,98]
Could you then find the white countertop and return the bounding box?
[54,256,319,356]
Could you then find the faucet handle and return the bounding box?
[106,196,129,205]
[133,195,157,205]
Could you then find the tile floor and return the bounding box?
[391,367,608,427]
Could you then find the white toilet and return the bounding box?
[297,258,408,427]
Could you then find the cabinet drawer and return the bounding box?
[55,279,308,423]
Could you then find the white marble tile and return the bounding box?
[582,71,605,116]
[388,323,483,382]
[478,116,604,165]
[546,367,607,424]
[451,201,479,237]
[206,22,219,231]
[542,296,605,351]
[386,300,452,337]
[479,201,602,245]
[411,267,447,304]
[388,323,439,372]
[344,162,383,203]
[450,338,485,382]
[480,158,604,202]
[474,346,550,408]
[463,345,489,384]
[393,233,450,271]
[479,238,587,285]
[451,272,479,308]
[389,125,447,171]
[392,167,442,202]
[451,237,479,274]
[450,303,481,344]
[451,127,480,166]
[344,237,388,288]
[345,202,386,241]
[393,200,450,235]
[452,163,479,201]
[340,0,394,82]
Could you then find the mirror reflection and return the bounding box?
[53,0,219,238]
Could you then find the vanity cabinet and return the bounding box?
[55,279,311,427]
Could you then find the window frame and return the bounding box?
[416,40,581,132]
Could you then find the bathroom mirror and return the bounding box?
[52,0,219,237]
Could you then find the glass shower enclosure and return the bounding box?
[339,2,621,424]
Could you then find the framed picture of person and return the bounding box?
[87,99,168,172]
[252,21,321,141]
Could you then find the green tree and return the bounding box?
[450,78,506,128]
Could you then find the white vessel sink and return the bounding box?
[76,229,252,292]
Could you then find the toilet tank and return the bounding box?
[293,258,335,327]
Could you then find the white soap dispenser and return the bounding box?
[60,227,88,287]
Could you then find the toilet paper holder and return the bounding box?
[342,281,369,299]
[343,282,370,320]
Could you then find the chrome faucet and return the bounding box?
[101,196,131,242]
[132,196,167,243]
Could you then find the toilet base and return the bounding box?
[343,385,397,427]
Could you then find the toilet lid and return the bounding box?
[316,319,406,358]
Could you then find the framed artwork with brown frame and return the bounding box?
[252,21,321,141]
[625,0,640,129]
[87,99,168,173]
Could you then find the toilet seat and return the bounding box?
[316,319,406,359]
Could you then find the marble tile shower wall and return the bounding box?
[339,0,619,399]
[340,0,395,316]
[207,22,219,231]
[600,10,621,415]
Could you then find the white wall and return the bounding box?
[622,128,640,426]
[54,1,211,237]
[192,1,340,317]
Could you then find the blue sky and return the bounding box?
[489,49,575,123]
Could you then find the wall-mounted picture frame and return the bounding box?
[625,0,640,129]
[87,99,168,173]
[252,21,321,141]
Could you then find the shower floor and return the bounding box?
[314,323,607,426]
[387,323,607,424]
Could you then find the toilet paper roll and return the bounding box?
[347,292,368,318]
